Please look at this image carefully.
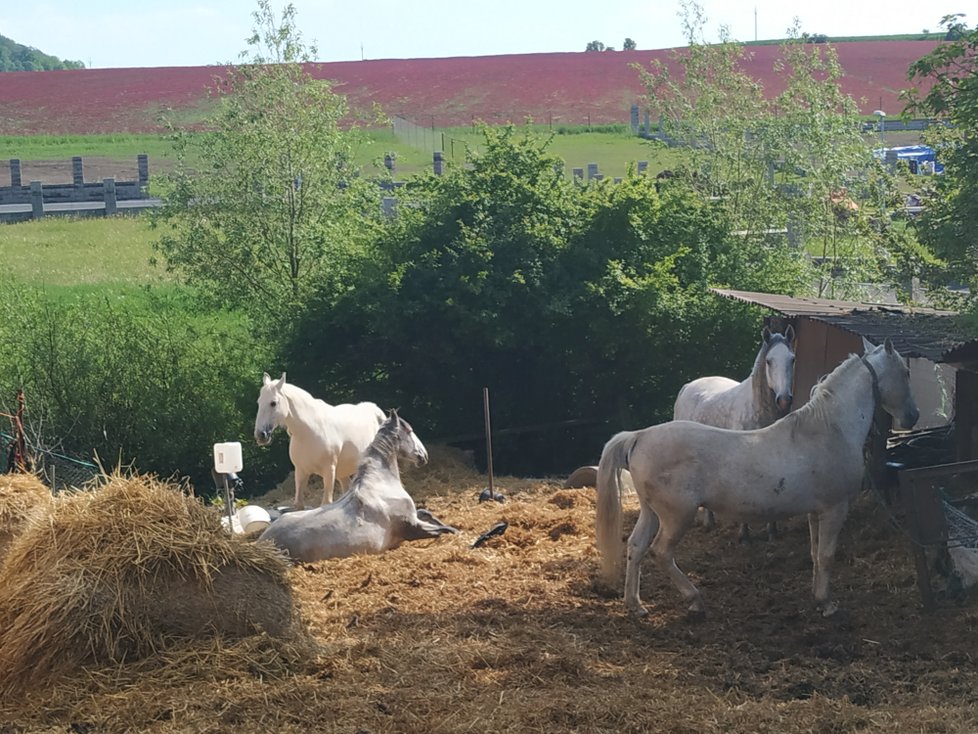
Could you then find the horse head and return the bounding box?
[387,409,429,467]
[762,325,796,414]
[254,372,290,446]
[862,337,919,430]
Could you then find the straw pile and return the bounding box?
[0,472,301,697]
[0,472,52,562]
[2,452,977,733]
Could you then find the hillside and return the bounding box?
[0,34,83,72]
[0,40,940,135]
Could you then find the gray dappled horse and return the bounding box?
[258,410,457,562]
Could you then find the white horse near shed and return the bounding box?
[674,326,796,538]
[254,372,385,507]
[597,338,918,618]
[258,410,457,562]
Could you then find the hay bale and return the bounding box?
[0,472,52,563]
[0,472,298,695]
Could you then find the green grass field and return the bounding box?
[0,127,679,183]
[0,216,167,286]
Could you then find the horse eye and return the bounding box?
[270,400,278,408]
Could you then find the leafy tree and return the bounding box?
[153,1,378,338]
[585,41,607,52]
[289,128,800,471]
[0,34,84,71]
[637,1,894,298]
[623,38,637,51]
[905,15,978,288]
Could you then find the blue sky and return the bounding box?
[0,0,968,69]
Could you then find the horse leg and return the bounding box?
[293,467,309,508]
[650,508,703,617]
[812,503,849,616]
[623,507,659,616]
[320,463,337,505]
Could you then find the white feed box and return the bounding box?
[213,441,243,474]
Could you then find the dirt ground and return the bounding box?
[1,450,976,733]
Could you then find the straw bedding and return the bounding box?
[1,452,976,733]
[0,472,52,561]
[0,473,300,699]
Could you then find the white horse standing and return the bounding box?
[254,372,386,507]
[596,338,918,618]
[674,326,796,538]
[258,410,457,562]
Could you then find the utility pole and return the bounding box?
[754,7,758,42]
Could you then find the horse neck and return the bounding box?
[280,384,323,434]
[352,430,401,491]
[748,345,779,424]
[795,356,876,444]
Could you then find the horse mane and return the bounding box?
[787,353,865,428]
[361,417,400,465]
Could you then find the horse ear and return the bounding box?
[762,326,772,343]
[862,336,876,354]
[784,324,796,346]
[262,372,272,386]
[278,372,287,385]
[884,337,895,354]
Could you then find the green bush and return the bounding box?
[285,127,804,473]
[0,281,282,495]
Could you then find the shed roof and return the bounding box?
[712,288,978,365]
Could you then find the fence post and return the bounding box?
[137,154,149,193]
[382,196,396,218]
[30,181,44,219]
[630,105,639,134]
[72,156,84,187]
[103,178,117,215]
[637,160,648,174]
[384,153,396,177]
[572,167,584,181]
[433,151,444,176]
[587,163,598,181]
[9,159,21,187]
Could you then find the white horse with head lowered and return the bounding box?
[674,325,796,538]
[258,410,457,562]
[254,372,385,507]
[596,338,917,618]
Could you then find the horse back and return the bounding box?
[674,376,752,428]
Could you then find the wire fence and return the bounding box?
[1,430,100,491]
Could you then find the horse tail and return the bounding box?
[595,429,639,585]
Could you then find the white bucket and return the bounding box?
[237,504,271,534]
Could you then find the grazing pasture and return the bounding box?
[1,449,975,733]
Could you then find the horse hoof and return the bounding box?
[627,604,649,618]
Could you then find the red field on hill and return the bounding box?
[0,40,939,135]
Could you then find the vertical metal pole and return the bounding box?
[483,387,494,496]
[222,474,234,531]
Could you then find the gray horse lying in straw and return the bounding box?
[259,410,457,562]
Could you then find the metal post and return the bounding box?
[30,181,43,219]
[103,178,117,216]
[222,474,235,530]
[483,387,494,498]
